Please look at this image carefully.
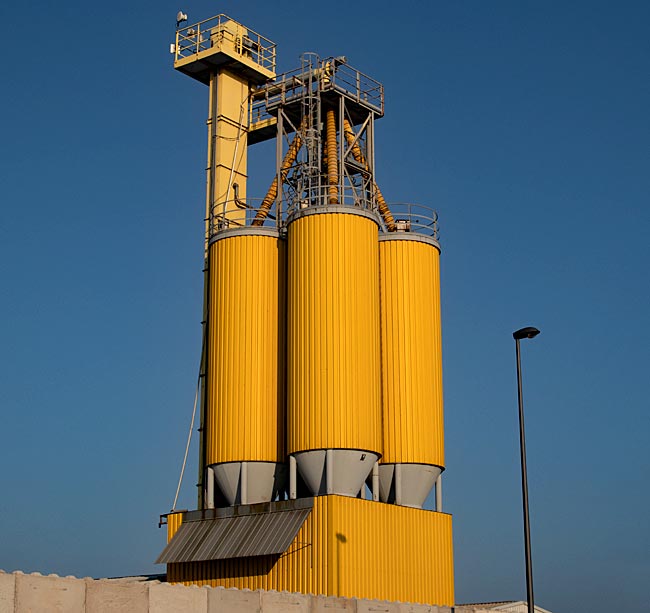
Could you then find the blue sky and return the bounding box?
[1,2,648,612]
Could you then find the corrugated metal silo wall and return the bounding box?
[379,237,444,466]
[286,212,381,455]
[206,233,286,464]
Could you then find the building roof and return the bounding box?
[156,505,311,564]
[457,602,553,613]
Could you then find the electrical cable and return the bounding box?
[171,341,203,512]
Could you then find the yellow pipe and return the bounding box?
[252,126,304,226]
[342,119,396,231]
[326,109,339,205]
[373,185,396,232]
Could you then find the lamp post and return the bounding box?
[513,326,540,613]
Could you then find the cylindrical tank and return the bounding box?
[206,228,286,505]
[378,233,444,508]
[287,208,382,496]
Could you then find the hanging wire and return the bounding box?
[171,374,200,512]
[171,324,206,512]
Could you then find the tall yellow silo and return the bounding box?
[206,228,286,505]
[287,207,382,496]
[378,224,445,508]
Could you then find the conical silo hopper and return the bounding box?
[378,229,444,508]
[287,207,382,496]
[206,227,286,505]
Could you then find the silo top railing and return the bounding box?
[209,199,439,242]
[382,203,439,241]
[209,198,284,239]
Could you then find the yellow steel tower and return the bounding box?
[159,13,454,607]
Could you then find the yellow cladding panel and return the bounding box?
[328,496,454,604]
[206,234,286,464]
[287,212,382,454]
[379,238,444,466]
[167,512,185,543]
[167,496,454,606]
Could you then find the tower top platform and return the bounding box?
[173,14,276,85]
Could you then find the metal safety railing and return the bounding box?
[324,61,383,114]
[249,94,274,128]
[208,198,438,240]
[257,57,383,115]
[174,14,276,72]
[209,198,284,237]
[382,203,439,240]
[286,185,377,218]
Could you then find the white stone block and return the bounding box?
[397,605,437,613]
[0,572,16,613]
[15,573,85,613]
[208,587,261,612]
[85,579,148,613]
[261,590,310,613]
[311,594,356,612]
[357,599,399,613]
[149,582,208,613]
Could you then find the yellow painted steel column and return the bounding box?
[206,232,286,465]
[287,211,382,455]
[379,236,444,467]
[207,69,250,229]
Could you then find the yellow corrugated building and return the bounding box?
[163,496,454,606]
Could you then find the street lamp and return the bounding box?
[513,326,540,613]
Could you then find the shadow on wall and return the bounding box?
[336,532,347,596]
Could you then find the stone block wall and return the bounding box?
[0,570,468,613]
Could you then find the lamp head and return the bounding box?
[513,326,540,340]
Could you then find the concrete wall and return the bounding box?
[0,570,503,613]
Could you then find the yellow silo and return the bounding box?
[163,27,455,605]
[378,230,444,508]
[206,229,286,504]
[287,208,382,496]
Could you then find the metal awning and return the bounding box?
[156,505,311,564]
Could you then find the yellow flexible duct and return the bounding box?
[326,109,339,205]
[252,123,304,226]
[343,119,396,231]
